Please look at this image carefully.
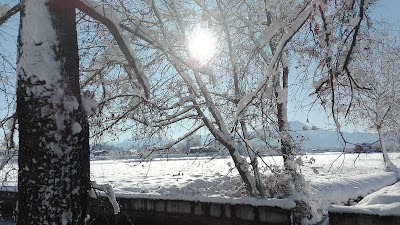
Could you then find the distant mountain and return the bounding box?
[106,121,379,151]
[289,121,311,131]
[109,136,172,150]
[288,121,378,150]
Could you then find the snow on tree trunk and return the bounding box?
[275,55,317,224]
[377,127,397,172]
[16,0,90,224]
[276,56,296,173]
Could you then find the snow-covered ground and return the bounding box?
[330,181,400,216]
[90,152,400,215]
[1,152,399,215]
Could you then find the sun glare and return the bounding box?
[187,27,217,65]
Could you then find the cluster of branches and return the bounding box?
[1,0,376,196]
[324,22,400,170]
[0,1,383,223]
[79,1,388,222]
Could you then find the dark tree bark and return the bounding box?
[16,0,90,224]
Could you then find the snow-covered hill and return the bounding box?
[106,121,379,152]
[288,121,378,150]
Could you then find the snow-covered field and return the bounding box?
[1,152,400,215]
[87,153,398,193]
[88,152,400,216]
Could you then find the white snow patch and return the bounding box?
[64,97,79,111]
[91,181,120,214]
[71,122,82,135]
[81,92,98,116]
[349,16,361,26]
[18,0,61,90]
[354,181,400,215]
[311,172,397,206]
[0,4,11,18]
[330,181,400,216]
[313,76,329,89]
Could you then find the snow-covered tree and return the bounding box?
[76,0,370,186]
[344,27,400,171]
[308,1,400,174]
[0,0,374,224]
[78,0,372,202]
[0,0,148,223]
[308,0,376,139]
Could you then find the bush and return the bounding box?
[264,166,322,225]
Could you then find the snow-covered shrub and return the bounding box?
[264,166,293,198]
[264,166,308,198]
[264,166,322,225]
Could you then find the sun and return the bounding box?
[187,27,217,65]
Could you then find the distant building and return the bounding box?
[110,149,136,157]
[92,150,109,156]
[353,142,380,153]
[189,146,218,154]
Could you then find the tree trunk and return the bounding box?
[240,119,265,196]
[16,0,90,224]
[193,105,257,196]
[377,127,396,172]
[276,58,296,173]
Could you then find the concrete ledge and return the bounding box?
[329,211,400,225]
[92,197,293,225]
[0,191,17,214]
[0,191,293,225]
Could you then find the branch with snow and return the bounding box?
[0,3,20,26]
[235,1,316,121]
[313,0,366,93]
[162,125,204,149]
[91,181,120,214]
[75,0,150,98]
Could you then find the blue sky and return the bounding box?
[373,0,400,25]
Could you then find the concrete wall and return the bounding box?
[0,190,17,216]
[4,190,400,225]
[0,191,293,225]
[329,212,400,225]
[89,197,293,225]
